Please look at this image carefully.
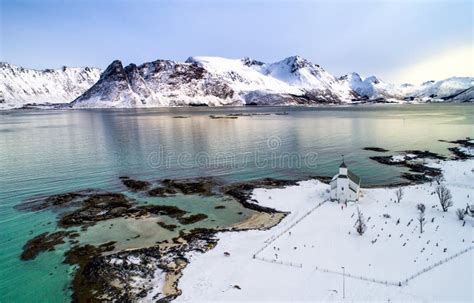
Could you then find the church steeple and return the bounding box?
[339,155,348,175]
[340,156,347,168]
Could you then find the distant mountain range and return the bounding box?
[0,62,101,109]
[1,56,472,109]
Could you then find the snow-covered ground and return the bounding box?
[176,159,474,301]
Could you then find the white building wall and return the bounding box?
[337,177,349,203]
[329,166,360,203]
[330,180,337,200]
[330,176,360,202]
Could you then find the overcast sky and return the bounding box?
[1,0,472,84]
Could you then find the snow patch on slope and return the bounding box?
[186,56,303,96]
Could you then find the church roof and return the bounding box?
[347,170,361,184]
[334,159,361,185]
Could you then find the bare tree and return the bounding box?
[354,207,367,236]
[417,203,426,213]
[435,185,453,212]
[466,203,474,217]
[456,208,465,221]
[395,188,404,203]
[433,174,443,185]
[417,203,426,234]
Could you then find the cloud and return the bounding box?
[387,45,474,84]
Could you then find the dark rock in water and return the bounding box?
[209,115,238,119]
[161,178,216,195]
[17,188,190,231]
[370,155,396,165]
[177,213,208,225]
[439,138,474,147]
[64,242,119,302]
[141,205,187,218]
[403,150,446,160]
[64,241,116,265]
[120,177,151,191]
[157,222,178,231]
[15,190,92,212]
[58,193,134,227]
[21,231,77,261]
[214,205,226,209]
[370,149,445,184]
[363,147,389,152]
[372,150,446,165]
[439,138,473,159]
[45,193,84,207]
[147,186,178,197]
[449,147,472,159]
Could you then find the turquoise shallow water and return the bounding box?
[0,104,473,302]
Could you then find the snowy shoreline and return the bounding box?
[2,100,471,111]
[174,159,473,302]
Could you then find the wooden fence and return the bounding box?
[253,200,328,257]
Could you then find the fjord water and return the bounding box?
[1,104,473,302]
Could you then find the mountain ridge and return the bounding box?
[1,56,472,109]
[0,62,101,109]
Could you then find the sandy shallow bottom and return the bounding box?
[230,212,286,231]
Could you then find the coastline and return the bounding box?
[2,100,473,111]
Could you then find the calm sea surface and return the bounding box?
[1,104,473,302]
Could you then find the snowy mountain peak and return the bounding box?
[339,72,363,83]
[101,60,127,81]
[271,55,323,74]
[421,80,436,86]
[0,63,101,109]
[365,76,381,84]
[240,57,265,67]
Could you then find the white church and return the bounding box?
[330,160,361,203]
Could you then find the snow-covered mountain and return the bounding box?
[339,73,474,102]
[407,77,474,100]
[71,56,359,108]
[72,59,242,108]
[1,56,473,109]
[0,62,101,109]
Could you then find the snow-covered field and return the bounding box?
[177,160,474,301]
